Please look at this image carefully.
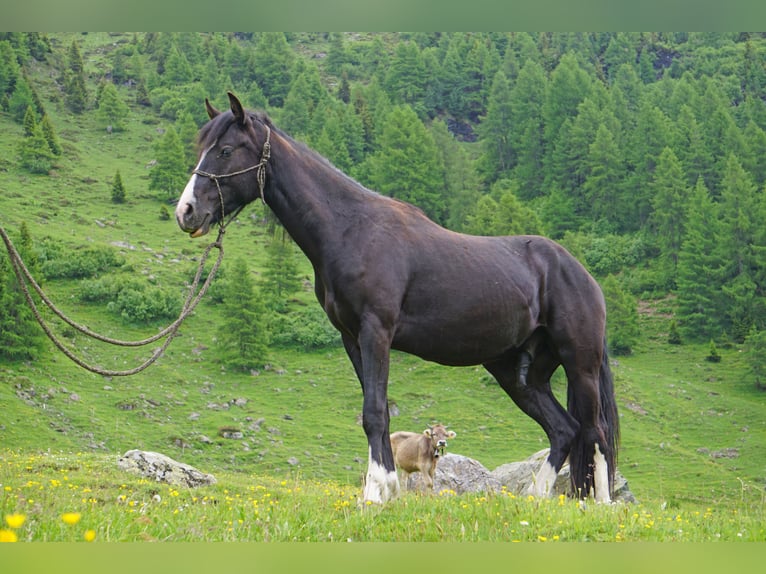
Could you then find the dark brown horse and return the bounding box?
[176,93,619,503]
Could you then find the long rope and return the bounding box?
[0,224,226,376]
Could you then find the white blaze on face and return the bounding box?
[175,143,215,224]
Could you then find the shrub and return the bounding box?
[269,305,341,350]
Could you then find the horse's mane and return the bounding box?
[197,108,429,220]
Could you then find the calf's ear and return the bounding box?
[448,431,457,438]
[423,429,433,437]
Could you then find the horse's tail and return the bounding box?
[568,337,620,498]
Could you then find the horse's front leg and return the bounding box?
[355,317,399,504]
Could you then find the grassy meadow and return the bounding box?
[1,33,765,543]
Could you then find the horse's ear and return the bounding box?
[228,91,247,126]
[205,98,221,120]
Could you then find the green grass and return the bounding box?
[2,449,764,542]
[1,33,766,542]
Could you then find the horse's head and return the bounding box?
[175,92,270,238]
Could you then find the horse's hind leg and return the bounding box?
[484,348,578,498]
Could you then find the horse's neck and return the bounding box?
[264,133,361,265]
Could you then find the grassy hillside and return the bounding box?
[1,33,764,522]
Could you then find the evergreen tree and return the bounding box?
[252,33,295,107]
[744,327,766,390]
[111,170,126,204]
[40,114,61,155]
[718,154,762,340]
[22,104,37,136]
[509,60,547,199]
[8,75,35,122]
[676,177,723,341]
[148,126,187,199]
[650,146,689,285]
[64,39,87,113]
[96,82,129,131]
[602,274,639,356]
[384,41,427,116]
[360,105,446,223]
[429,118,480,231]
[19,122,54,174]
[261,232,303,314]
[583,123,624,226]
[216,258,269,372]
[464,180,542,237]
[0,223,44,361]
[477,69,513,183]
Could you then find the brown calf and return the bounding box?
[390,424,457,492]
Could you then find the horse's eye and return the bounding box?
[219,147,233,158]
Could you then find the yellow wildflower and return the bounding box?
[84,529,96,542]
[4,514,25,529]
[0,529,19,543]
[62,512,82,525]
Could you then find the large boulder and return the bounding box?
[117,450,217,488]
[402,453,501,494]
[491,448,637,503]
[403,449,637,503]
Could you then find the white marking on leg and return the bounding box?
[175,143,215,222]
[362,448,399,503]
[527,459,558,498]
[593,443,611,504]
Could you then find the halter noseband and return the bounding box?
[192,125,271,230]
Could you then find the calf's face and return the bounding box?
[424,424,457,456]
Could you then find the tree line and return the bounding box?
[2,32,766,386]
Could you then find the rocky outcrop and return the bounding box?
[403,453,501,494]
[404,448,637,503]
[117,450,217,487]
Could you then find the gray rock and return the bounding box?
[403,453,501,494]
[490,448,637,503]
[117,450,216,487]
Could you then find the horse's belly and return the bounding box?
[392,317,531,367]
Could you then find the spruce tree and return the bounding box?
[40,114,61,155]
[64,39,87,113]
[361,105,446,224]
[650,146,689,285]
[602,274,639,356]
[111,170,126,204]
[477,69,513,183]
[96,82,129,132]
[676,177,723,341]
[261,232,302,314]
[148,126,187,200]
[0,223,44,361]
[19,122,54,174]
[216,258,269,372]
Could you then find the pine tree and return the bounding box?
[361,105,446,223]
[583,123,624,226]
[477,69,513,183]
[252,33,295,107]
[64,39,87,113]
[8,75,35,122]
[650,146,689,285]
[676,177,723,341]
[509,60,547,198]
[718,154,761,341]
[111,170,126,204]
[0,223,44,361]
[260,232,302,314]
[19,122,54,174]
[602,274,639,356]
[96,82,129,131]
[148,126,187,199]
[216,258,269,371]
[40,114,61,155]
